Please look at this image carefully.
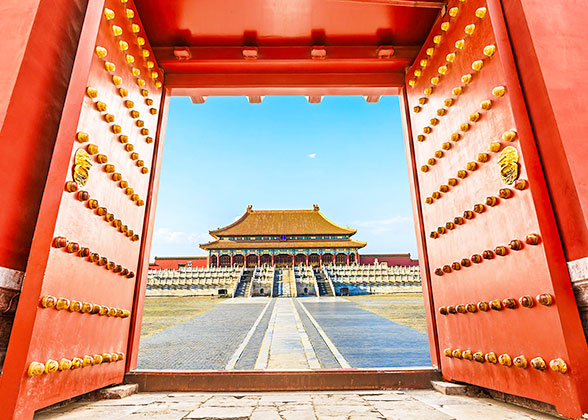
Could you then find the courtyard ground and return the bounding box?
[343,293,428,333]
[34,389,560,420]
[137,296,430,370]
[140,296,221,338]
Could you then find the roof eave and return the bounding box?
[316,210,356,235]
[209,208,251,237]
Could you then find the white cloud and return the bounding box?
[152,227,206,245]
[352,216,413,234]
[308,153,316,158]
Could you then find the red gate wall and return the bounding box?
[2,0,588,419]
[0,0,167,417]
[401,0,588,417]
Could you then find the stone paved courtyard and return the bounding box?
[34,389,560,419]
[137,297,430,370]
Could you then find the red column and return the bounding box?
[332,254,336,265]
[271,255,275,266]
[356,252,360,265]
[305,254,309,266]
[319,254,322,266]
[230,255,234,266]
[346,253,350,266]
[257,254,261,266]
[292,254,295,266]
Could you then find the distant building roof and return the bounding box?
[149,256,208,270]
[209,205,356,238]
[200,239,366,251]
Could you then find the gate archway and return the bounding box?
[2,0,588,418]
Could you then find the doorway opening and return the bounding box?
[139,96,430,371]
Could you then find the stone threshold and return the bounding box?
[125,368,441,392]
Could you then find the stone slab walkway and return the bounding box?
[34,389,560,420]
[255,298,319,369]
[301,299,431,368]
[137,300,267,370]
[137,297,430,370]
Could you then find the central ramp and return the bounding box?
[255,298,319,369]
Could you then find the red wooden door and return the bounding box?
[402,0,588,417]
[0,0,166,417]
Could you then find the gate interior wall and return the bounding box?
[2,0,588,418]
[401,0,588,416]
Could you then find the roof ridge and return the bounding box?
[251,209,315,213]
[208,206,358,237]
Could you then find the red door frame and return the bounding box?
[0,0,106,417]
[3,0,588,418]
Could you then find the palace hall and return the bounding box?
[200,205,366,267]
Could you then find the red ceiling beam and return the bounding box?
[363,95,382,103]
[155,45,420,74]
[190,96,207,104]
[166,72,406,89]
[159,46,412,97]
[306,96,323,104]
[334,0,444,8]
[247,96,264,104]
[158,45,419,61]
[166,72,405,97]
[161,59,411,74]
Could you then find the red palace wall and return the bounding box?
[359,254,419,267]
[149,256,208,270]
[2,0,588,418]
[148,254,416,269]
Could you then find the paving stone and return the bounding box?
[137,302,266,370]
[250,406,283,420]
[201,396,260,407]
[408,390,558,420]
[312,394,367,405]
[234,299,276,370]
[84,392,165,406]
[276,402,314,411]
[121,408,190,420]
[185,406,254,419]
[315,404,377,416]
[35,390,562,420]
[431,380,468,396]
[259,393,313,404]
[164,394,212,405]
[130,401,202,413]
[349,415,385,420]
[278,409,318,420]
[83,384,138,401]
[407,389,476,405]
[373,400,456,420]
[362,393,408,401]
[34,405,138,420]
[293,299,340,368]
[301,300,431,368]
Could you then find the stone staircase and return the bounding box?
[313,267,335,296]
[233,268,253,297]
[272,269,292,297]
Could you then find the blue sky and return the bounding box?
[150,96,418,260]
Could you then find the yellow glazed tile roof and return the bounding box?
[200,239,367,250]
[209,206,357,238]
